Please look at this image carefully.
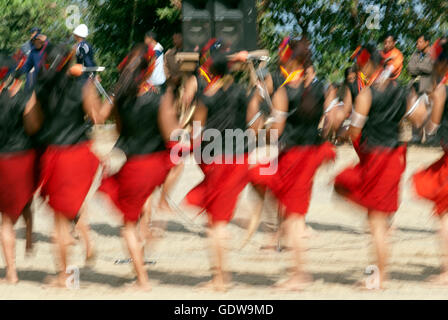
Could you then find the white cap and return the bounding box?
[73,24,89,38]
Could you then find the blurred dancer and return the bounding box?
[0,54,37,283]
[334,43,425,289]
[412,40,448,285]
[98,44,183,290]
[184,51,251,291]
[249,38,336,290]
[26,43,103,287]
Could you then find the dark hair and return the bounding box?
[114,43,150,109]
[364,42,383,67]
[418,33,430,42]
[36,42,73,95]
[145,31,157,41]
[344,66,356,82]
[289,37,312,68]
[382,33,395,42]
[209,52,228,77]
[437,40,448,64]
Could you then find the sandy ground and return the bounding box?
[1,125,448,300]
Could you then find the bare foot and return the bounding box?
[0,270,19,284]
[196,278,231,292]
[125,280,152,292]
[354,277,386,291]
[85,247,97,267]
[43,274,70,289]
[302,226,316,239]
[274,273,312,291]
[428,273,448,286]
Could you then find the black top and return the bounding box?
[0,89,33,153]
[256,69,285,117]
[438,86,448,145]
[115,91,165,156]
[361,81,408,149]
[35,76,89,146]
[200,83,249,156]
[349,82,360,101]
[279,78,326,149]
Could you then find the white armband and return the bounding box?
[349,111,368,128]
[247,111,262,127]
[325,98,343,114]
[404,93,429,118]
[272,109,288,122]
[425,121,440,136]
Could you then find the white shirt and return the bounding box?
[148,42,166,86]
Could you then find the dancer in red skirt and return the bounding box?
[249,38,336,290]
[25,43,103,287]
[413,39,448,285]
[182,51,253,291]
[97,44,183,290]
[0,54,37,283]
[334,43,425,289]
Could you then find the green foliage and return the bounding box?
[261,0,447,84]
[85,0,181,90]
[0,0,446,90]
[0,0,71,54]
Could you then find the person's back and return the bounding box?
[115,91,165,156]
[281,78,326,148]
[361,81,408,148]
[0,89,33,153]
[35,75,88,146]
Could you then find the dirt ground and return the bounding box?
[1,125,448,300]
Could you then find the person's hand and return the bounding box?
[233,50,249,62]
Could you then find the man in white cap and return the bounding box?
[73,24,97,77]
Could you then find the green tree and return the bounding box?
[0,0,71,54]
[85,0,181,90]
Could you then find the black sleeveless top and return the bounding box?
[438,86,448,145]
[115,91,165,156]
[35,76,89,146]
[0,89,33,153]
[361,81,408,148]
[279,78,326,149]
[200,83,248,156]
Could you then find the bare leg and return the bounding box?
[366,210,389,289]
[22,203,33,253]
[139,196,152,245]
[158,163,184,211]
[122,221,151,290]
[275,215,311,290]
[49,213,72,287]
[200,222,230,291]
[0,213,18,283]
[429,213,448,284]
[75,207,95,264]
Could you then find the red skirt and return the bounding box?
[99,150,175,223]
[334,143,407,214]
[413,150,448,216]
[40,142,100,220]
[249,142,336,217]
[186,154,250,224]
[0,150,36,222]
